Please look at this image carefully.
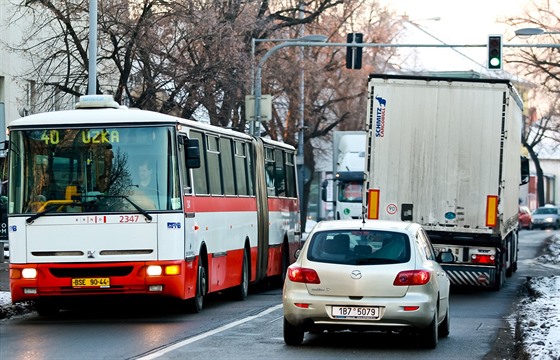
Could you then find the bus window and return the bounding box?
[265,147,276,196]
[275,149,286,197]
[190,131,208,195]
[206,135,222,195]
[285,151,297,198]
[234,141,249,195]
[220,138,235,195]
[9,126,180,213]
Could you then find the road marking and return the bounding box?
[136,304,283,359]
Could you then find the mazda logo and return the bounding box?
[351,270,362,279]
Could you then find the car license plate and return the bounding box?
[331,306,380,319]
[72,278,110,288]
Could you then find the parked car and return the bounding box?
[531,205,560,230]
[282,219,455,349]
[518,206,533,230]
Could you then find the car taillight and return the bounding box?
[471,254,495,265]
[393,270,430,286]
[287,266,321,284]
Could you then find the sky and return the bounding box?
[380,0,534,73]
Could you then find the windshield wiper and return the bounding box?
[26,194,153,224]
[26,202,81,224]
[92,194,153,221]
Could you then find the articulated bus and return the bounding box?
[5,95,301,315]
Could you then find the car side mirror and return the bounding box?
[437,250,455,263]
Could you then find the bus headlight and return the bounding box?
[146,265,162,276]
[21,268,38,279]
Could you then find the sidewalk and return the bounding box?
[0,260,9,293]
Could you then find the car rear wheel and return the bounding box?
[419,312,438,349]
[283,317,305,345]
[438,306,450,338]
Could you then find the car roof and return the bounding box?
[310,219,419,233]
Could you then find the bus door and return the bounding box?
[180,135,200,260]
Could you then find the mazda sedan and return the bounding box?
[283,219,454,348]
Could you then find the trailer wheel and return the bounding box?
[506,232,518,277]
[493,255,505,291]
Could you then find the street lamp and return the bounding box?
[514,27,560,37]
[250,35,329,97]
[252,34,327,228]
[251,34,327,137]
[515,28,547,36]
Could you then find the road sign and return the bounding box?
[245,95,272,122]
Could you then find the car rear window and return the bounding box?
[306,230,410,265]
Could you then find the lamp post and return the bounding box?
[88,0,97,95]
[252,34,327,227]
[252,34,328,136]
[252,38,559,138]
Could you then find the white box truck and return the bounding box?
[364,74,529,290]
[322,131,366,220]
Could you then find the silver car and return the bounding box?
[283,219,454,348]
[531,206,560,230]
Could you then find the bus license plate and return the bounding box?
[331,306,380,319]
[72,278,110,288]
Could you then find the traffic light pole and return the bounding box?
[253,39,558,229]
[253,40,560,134]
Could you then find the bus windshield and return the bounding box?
[8,126,181,214]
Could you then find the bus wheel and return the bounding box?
[189,264,206,313]
[233,250,249,301]
[35,299,60,317]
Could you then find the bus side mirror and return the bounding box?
[520,156,530,185]
[0,141,7,151]
[321,180,328,202]
[186,138,201,169]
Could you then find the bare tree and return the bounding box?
[7,0,345,128]
[505,1,560,206]
[6,0,405,223]
[252,1,401,223]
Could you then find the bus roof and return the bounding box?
[8,95,295,150]
[9,107,179,128]
[8,106,295,151]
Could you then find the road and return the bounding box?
[0,229,554,360]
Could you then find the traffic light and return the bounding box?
[346,33,363,70]
[487,35,502,70]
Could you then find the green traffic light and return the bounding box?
[487,35,502,70]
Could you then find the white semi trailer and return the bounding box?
[364,74,529,290]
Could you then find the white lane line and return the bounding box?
[137,304,283,360]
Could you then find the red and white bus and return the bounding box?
[5,95,301,315]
